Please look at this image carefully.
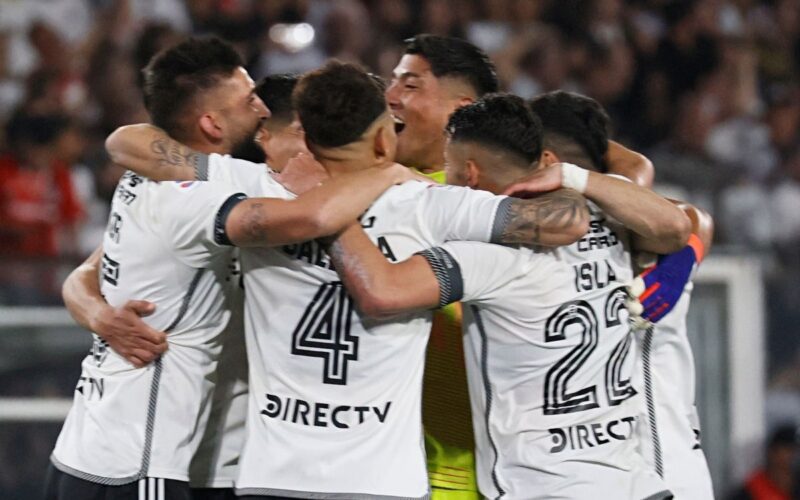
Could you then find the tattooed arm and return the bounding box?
[105,124,204,181]
[328,224,441,318]
[223,164,413,247]
[493,189,589,246]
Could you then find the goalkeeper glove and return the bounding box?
[627,234,705,329]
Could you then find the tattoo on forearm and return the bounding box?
[242,202,268,243]
[150,138,207,179]
[498,190,588,244]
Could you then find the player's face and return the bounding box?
[258,116,309,172]
[386,55,459,169]
[216,68,271,154]
[443,138,469,187]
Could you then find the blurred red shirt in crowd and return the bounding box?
[0,113,84,257]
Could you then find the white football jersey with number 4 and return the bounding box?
[426,203,671,500]
[233,181,509,498]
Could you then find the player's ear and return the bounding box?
[541,149,560,166]
[465,159,480,189]
[374,125,390,162]
[199,113,224,142]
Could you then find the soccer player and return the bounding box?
[49,38,414,500]
[385,34,657,499]
[524,91,716,499]
[325,93,690,499]
[105,61,591,498]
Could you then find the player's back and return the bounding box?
[446,203,670,499]
[236,180,506,498]
[52,172,240,484]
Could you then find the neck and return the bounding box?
[313,144,381,176]
[414,144,445,174]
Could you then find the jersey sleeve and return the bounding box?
[417,184,511,244]
[418,241,531,306]
[153,181,247,267]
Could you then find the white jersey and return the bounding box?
[234,181,508,498]
[428,204,671,500]
[51,171,245,483]
[188,155,288,488]
[634,277,714,500]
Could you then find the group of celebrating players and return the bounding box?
[43,33,715,500]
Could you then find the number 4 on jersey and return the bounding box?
[292,282,359,385]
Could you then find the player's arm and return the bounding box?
[223,164,412,247]
[327,224,441,318]
[62,246,168,367]
[495,190,590,246]
[105,124,201,181]
[427,185,590,248]
[605,140,654,188]
[330,228,519,319]
[504,163,690,253]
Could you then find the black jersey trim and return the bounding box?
[417,247,463,307]
[214,193,247,246]
[641,490,674,500]
[235,487,430,499]
[490,197,513,244]
[642,326,665,478]
[471,305,507,498]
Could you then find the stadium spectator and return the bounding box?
[727,425,798,500]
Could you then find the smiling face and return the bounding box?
[385,54,465,171]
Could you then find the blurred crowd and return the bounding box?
[0,0,798,496]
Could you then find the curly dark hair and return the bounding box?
[446,93,542,165]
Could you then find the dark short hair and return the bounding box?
[404,34,498,97]
[256,74,299,125]
[142,36,243,139]
[446,93,542,165]
[528,90,610,172]
[293,61,386,149]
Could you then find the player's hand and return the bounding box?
[502,163,563,198]
[276,152,329,195]
[89,300,167,367]
[625,238,703,328]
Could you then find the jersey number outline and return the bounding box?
[291,281,358,385]
[543,287,636,415]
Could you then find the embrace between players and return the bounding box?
[46,34,714,500]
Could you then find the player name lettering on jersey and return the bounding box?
[260,393,392,429]
[282,237,397,270]
[549,415,638,454]
[573,259,619,292]
[576,211,621,252]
